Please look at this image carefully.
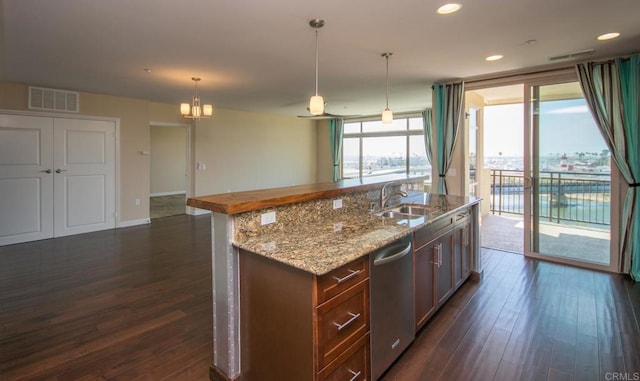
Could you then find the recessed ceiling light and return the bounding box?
[437,3,462,14]
[597,32,620,41]
[485,55,503,61]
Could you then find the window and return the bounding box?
[342,116,430,181]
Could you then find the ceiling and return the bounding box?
[2,0,639,118]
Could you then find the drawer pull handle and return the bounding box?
[333,312,360,332]
[347,369,362,381]
[333,269,360,284]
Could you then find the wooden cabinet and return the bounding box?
[414,238,437,328]
[240,251,370,381]
[453,212,472,288]
[413,207,473,331]
[316,262,370,370]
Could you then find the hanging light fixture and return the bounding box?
[381,52,393,124]
[180,77,213,119]
[309,19,325,115]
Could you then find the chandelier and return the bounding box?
[180,77,213,119]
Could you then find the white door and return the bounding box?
[53,118,116,237]
[0,114,116,245]
[0,114,55,245]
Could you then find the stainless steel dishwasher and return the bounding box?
[370,234,415,380]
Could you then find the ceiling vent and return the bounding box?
[28,86,79,113]
[548,49,595,62]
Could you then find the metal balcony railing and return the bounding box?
[490,169,611,226]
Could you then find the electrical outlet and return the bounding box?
[333,222,343,232]
[261,211,276,225]
[134,198,141,206]
[333,199,343,209]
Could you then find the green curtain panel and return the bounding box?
[329,118,344,182]
[576,55,640,281]
[434,82,465,194]
[422,109,433,165]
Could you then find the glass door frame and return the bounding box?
[522,74,620,272]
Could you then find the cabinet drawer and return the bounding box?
[316,256,369,305]
[318,334,370,381]
[316,279,369,369]
[414,215,454,249]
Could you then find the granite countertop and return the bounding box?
[233,193,480,275]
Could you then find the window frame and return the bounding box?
[341,113,426,179]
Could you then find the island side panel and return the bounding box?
[239,249,315,381]
[471,202,483,279]
[211,212,241,380]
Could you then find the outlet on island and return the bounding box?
[333,199,343,209]
[261,211,276,225]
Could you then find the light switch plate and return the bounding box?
[333,199,343,209]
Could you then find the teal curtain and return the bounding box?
[433,82,465,194]
[421,109,433,165]
[329,118,344,182]
[576,55,640,280]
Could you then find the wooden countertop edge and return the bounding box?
[187,175,427,215]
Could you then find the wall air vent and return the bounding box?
[548,49,595,62]
[28,86,79,113]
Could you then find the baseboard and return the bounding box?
[116,218,151,228]
[187,206,211,216]
[150,191,187,197]
[471,269,484,281]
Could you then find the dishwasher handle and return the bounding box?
[373,241,412,266]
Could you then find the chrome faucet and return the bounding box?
[380,182,408,209]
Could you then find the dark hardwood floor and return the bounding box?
[1,215,638,380]
[0,215,213,381]
[382,248,640,381]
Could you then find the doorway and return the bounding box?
[150,125,188,219]
[465,74,615,271]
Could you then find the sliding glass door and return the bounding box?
[524,80,614,269]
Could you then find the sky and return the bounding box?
[483,98,607,157]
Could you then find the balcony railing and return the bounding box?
[490,169,611,226]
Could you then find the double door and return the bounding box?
[0,113,116,246]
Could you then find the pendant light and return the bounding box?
[381,52,393,124]
[180,77,213,119]
[309,19,325,115]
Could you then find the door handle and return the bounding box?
[333,312,361,332]
[347,369,362,381]
[333,269,361,284]
[55,169,68,173]
[40,169,52,174]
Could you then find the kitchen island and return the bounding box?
[187,175,481,381]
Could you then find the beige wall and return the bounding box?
[0,81,320,223]
[193,109,317,195]
[150,126,187,195]
[315,119,333,183]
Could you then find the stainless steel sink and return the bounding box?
[376,210,421,220]
[375,204,439,220]
[393,204,439,215]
